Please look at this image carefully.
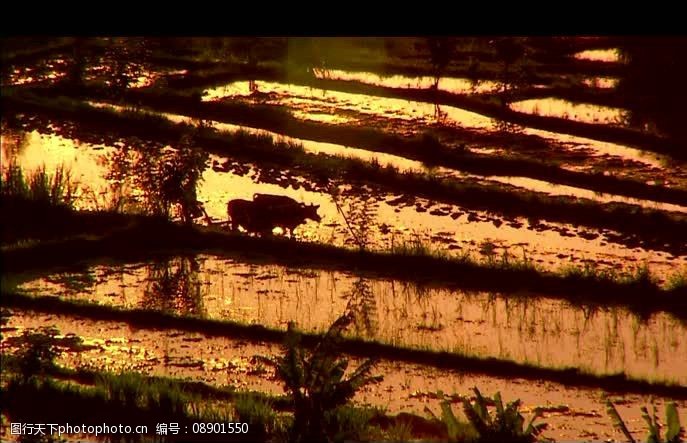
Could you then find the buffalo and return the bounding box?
[227,194,321,237]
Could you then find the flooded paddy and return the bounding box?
[509,98,629,127]
[8,255,687,384]
[3,126,685,279]
[481,175,687,214]
[200,79,684,189]
[5,58,186,89]
[3,36,687,443]
[202,80,497,131]
[91,102,687,213]
[2,309,685,443]
[573,49,622,63]
[314,69,503,94]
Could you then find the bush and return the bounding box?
[258,315,382,442]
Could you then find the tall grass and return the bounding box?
[559,261,677,289]
[97,371,189,421]
[233,392,281,441]
[1,163,77,208]
[480,245,537,272]
[330,185,378,252]
[389,233,453,260]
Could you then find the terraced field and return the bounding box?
[2,37,686,443]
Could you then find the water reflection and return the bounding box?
[106,131,210,224]
[573,49,621,63]
[202,80,498,131]
[344,277,378,337]
[3,37,163,90]
[509,98,629,126]
[44,269,97,295]
[0,124,211,224]
[0,125,30,166]
[482,176,687,214]
[2,124,684,278]
[316,69,502,94]
[4,309,684,443]
[201,80,673,170]
[88,102,686,214]
[141,256,205,317]
[14,255,687,384]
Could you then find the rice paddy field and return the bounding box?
[1,36,686,443]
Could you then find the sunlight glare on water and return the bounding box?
[316,69,503,94]
[202,80,498,130]
[2,124,683,279]
[582,76,619,89]
[200,81,670,169]
[573,49,622,63]
[509,98,629,126]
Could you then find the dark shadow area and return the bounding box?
[618,37,687,149]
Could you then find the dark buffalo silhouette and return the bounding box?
[227,194,321,237]
[226,199,266,234]
[253,193,300,209]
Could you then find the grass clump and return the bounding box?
[1,163,77,208]
[324,405,380,442]
[233,392,282,442]
[560,261,672,291]
[427,387,548,442]
[1,163,79,243]
[388,233,455,261]
[479,245,536,272]
[96,371,190,423]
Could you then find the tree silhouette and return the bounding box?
[426,37,456,90]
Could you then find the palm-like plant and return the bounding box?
[258,314,382,442]
[428,387,547,442]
